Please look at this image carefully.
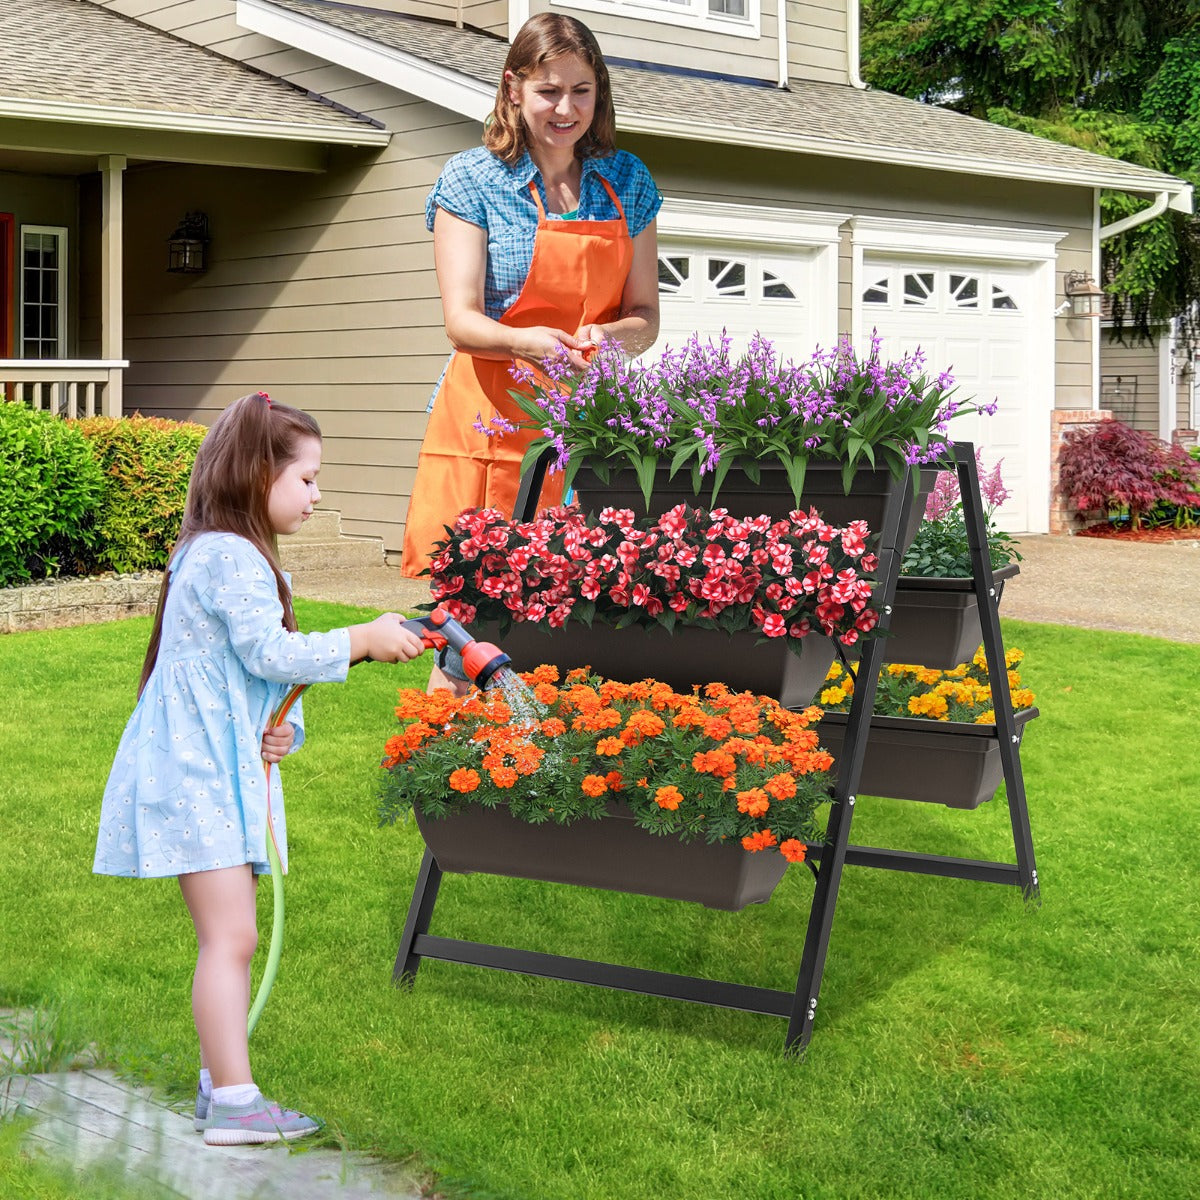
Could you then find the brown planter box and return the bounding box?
[484,619,837,710]
[414,801,788,911]
[572,462,936,551]
[817,707,1038,809]
[884,563,1021,669]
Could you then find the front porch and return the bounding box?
[1,358,127,418]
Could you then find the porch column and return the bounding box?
[99,154,126,417]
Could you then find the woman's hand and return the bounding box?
[261,722,295,764]
[514,326,595,371]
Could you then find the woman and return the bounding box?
[401,13,661,585]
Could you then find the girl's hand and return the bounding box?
[349,614,428,665]
[261,722,295,764]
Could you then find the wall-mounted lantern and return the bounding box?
[1061,270,1105,318]
[167,212,210,274]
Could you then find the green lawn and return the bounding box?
[1,604,1197,1199]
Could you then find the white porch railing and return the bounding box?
[0,360,127,418]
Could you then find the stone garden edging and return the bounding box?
[0,573,161,633]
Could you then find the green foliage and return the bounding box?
[0,402,103,587]
[901,517,1018,576]
[71,415,206,574]
[862,0,1200,346]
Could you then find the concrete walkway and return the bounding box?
[1,1012,425,1198]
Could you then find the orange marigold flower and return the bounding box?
[541,717,567,737]
[581,774,608,797]
[533,683,559,705]
[604,770,624,790]
[490,766,518,788]
[448,767,480,793]
[779,838,806,864]
[736,787,770,818]
[527,663,560,685]
[596,737,625,756]
[764,772,797,800]
[703,716,733,740]
[741,829,778,852]
[654,785,684,810]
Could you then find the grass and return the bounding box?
[1,603,1198,1198]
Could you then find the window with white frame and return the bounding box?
[20,225,67,359]
[552,0,759,38]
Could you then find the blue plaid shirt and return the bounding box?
[425,146,662,320]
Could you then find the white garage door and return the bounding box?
[861,260,1037,532]
[655,243,821,363]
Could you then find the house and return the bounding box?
[1,0,1192,546]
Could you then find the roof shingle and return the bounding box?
[0,0,380,135]
[266,0,1184,196]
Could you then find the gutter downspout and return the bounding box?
[846,0,867,89]
[777,0,788,88]
[1099,190,1169,240]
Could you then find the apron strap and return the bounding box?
[526,174,627,223]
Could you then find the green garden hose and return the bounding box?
[247,682,307,1037]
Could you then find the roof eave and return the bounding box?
[239,0,1191,207]
[238,0,494,121]
[0,96,389,147]
[623,114,1192,206]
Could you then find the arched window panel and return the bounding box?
[991,285,1018,311]
[903,271,935,306]
[950,273,980,308]
[761,268,797,300]
[862,275,890,305]
[707,257,747,298]
[657,255,691,296]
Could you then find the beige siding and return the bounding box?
[85,2,471,552]
[1099,334,1160,433]
[1178,366,1195,431]
[534,1,784,85]
[786,0,849,85]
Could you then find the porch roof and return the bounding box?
[0,0,386,148]
[248,0,1190,207]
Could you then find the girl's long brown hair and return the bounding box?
[138,393,321,695]
[484,14,617,165]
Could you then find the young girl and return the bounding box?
[93,391,427,1146]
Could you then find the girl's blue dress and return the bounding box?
[93,532,351,879]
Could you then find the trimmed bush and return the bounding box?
[1057,419,1200,528]
[0,402,104,587]
[72,415,207,573]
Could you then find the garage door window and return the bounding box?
[864,268,1021,314]
[659,253,798,303]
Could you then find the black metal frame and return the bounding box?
[394,443,1039,1053]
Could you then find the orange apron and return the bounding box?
[401,175,633,577]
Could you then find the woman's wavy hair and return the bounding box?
[138,392,321,694]
[484,14,616,165]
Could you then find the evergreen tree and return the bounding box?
[861,1,1200,345]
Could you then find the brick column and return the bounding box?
[1049,409,1112,535]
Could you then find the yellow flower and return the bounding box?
[819,685,846,706]
[975,710,996,725]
